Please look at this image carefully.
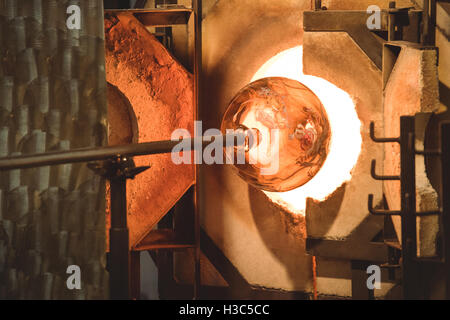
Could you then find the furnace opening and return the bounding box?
[252,46,362,215]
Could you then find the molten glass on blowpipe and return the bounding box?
[221,77,331,192]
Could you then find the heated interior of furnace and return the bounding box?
[252,46,362,215]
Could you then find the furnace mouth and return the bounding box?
[251,46,362,215]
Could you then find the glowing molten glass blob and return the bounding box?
[249,46,362,215]
[221,77,331,192]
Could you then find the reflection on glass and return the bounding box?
[221,77,331,192]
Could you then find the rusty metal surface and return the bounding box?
[105,8,193,27]
[105,13,195,248]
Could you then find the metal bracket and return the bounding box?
[366,117,450,299]
[415,149,441,156]
[87,156,150,300]
[87,156,150,180]
[303,7,423,70]
[368,194,401,216]
[371,159,400,181]
[368,194,441,217]
[370,122,400,143]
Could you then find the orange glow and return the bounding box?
[221,77,331,192]
[252,46,362,215]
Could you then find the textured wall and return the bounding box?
[383,46,440,257]
[199,0,315,293]
[0,0,108,299]
[104,13,195,249]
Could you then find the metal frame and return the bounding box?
[193,0,202,300]
[304,3,439,300]
[104,8,193,27]
[306,213,388,262]
[369,117,450,299]
[442,123,450,299]
[303,7,423,70]
[0,137,215,171]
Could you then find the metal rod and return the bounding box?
[400,116,423,300]
[429,0,436,46]
[0,134,243,171]
[415,149,441,156]
[441,122,450,299]
[314,0,322,10]
[422,0,430,45]
[415,210,442,217]
[130,251,141,299]
[388,1,396,41]
[370,122,400,143]
[371,160,400,181]
[368,194,401,216]
[368,195,440,217]
[109,173,130,300]
[193,0,202,300]
[381,264,401,269]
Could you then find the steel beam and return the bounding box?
[105,8,193,27]
[304,9,423,70]
[0,134,245,171]
[441,123,450,299]
[109,172,130,300]
[399,116,423,299]
[193,0,202,300]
